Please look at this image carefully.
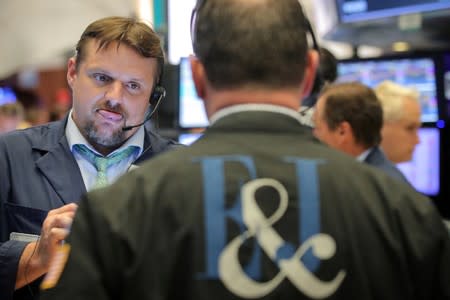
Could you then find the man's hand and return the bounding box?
[15,203,78,289]
[36,203,78,268]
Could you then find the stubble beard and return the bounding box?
[83,119,126,148]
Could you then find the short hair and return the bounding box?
[319,48,338,83]
[310,47,338,94]
[74,16,164,84]
[192,0,310,90]
[374,80,420,122]
[320,82,382,148]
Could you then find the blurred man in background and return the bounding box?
[0,87,30,133]
[0,101,26,133]
[313,82,408,183]
[374,80,421,163]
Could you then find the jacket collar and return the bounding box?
[209,109,312,136]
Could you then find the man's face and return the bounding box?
[67,39,158,153]
[381,97,421,163]
[313,96,342,150]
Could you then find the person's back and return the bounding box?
[43,121,449,300]
[41,1,450,300]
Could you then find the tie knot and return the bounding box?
[73,144,139,189]
[73,144,138,172]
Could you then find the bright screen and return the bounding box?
[178,57,209,129]
[397,127,440,196]
[337,57,439,123]
[167,0,196,64]
[178,132,203,145]
[336,0,450,23]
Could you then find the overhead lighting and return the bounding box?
[392,42,411,52]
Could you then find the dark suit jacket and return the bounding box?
[364,146,409,184]
[0,116,179,300]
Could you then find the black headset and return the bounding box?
[150,85,166,106]
[122,69,166,131]
[149,60,167,107]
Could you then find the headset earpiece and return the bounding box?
[150,85,166,106]
[122,85,166,131]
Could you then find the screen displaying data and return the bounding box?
[336,0,450,23]
[337,57,439,122]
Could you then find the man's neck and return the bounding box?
[205,88,303,117]
[343,142,369,158]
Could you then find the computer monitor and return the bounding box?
[397,127,440,196]
[178,132,203,146]
[178,57,209,129]
[337,56,439,123]
[335,0,450,23]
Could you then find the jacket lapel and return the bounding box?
[33,118,86,205]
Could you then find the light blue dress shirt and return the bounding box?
[65,110,144,191]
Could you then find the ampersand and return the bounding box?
[218,178,346,299]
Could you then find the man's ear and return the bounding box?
[66,57,77,89]
[300,49,320,98]
[189,56,206,99]
[337,121,357,147]
[338,121,352,136]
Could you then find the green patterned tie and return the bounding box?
[73,144,138,189]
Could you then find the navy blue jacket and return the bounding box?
[363,146,409,184]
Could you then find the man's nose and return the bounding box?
[105,81,125,103]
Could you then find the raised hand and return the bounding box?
[16,203,78,289]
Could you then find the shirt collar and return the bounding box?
[66,109,144,157]
[209,104,304,126]
[356,147,372,162]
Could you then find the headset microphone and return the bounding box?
[122,86,166,131]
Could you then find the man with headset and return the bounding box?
[0,16,179,300]
[42,1,450,300]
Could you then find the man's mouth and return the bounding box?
[96,109,124,122]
